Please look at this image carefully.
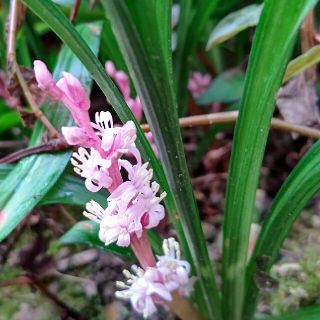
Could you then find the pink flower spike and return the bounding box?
[115,238,192,317]
[33,60,62,100]
[105,61,131,99]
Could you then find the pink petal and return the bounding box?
[33,60,62,100]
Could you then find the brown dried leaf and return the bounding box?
[277,74,319,128]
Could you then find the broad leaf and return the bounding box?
[197,69,245,105]
[52,220,133,258]
[206,4,263,49]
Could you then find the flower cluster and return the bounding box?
[33,60,165,247]
[116,238,191,318]
[105,61,159,157]
[83,159,166,247]
[188,71,211,98]
[34,61,192,318]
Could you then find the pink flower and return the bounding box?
[34,60,63,100]
[127,96,143,121]
[188,72,212,98]
[116,266,172,318]
[92,111,137,158]
[83,161,166,247]
[156,238,191,296]
[115,238,191,317]
[34,60,92,132]
[71,147,113,192]
[105,61,143,121]
[61,126,97,148]
[145,132,159,158]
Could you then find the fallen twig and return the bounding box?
[141,110,320,140]
[0,138,69,164]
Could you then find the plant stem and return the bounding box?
[7,0,59,139]
[141,111,320,140]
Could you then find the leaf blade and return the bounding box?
[101,1,221,318]
[221,1,318,319]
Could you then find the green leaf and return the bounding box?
[0,165,13,180]
[0,112,21,134]
[197,69,245,105]
[244,141,320,319]
[206,4,263,49]
[101,2,221,319]
[40,173,107,207]
[175,0,220,116]
[263,304,320,320]
[52,220,133,258]
[0,23,102,241]
[284,45,320,82]
[221,1,318,320]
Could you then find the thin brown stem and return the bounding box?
[7,0,59,138]
[0,140,27,149]
[15,66,60,138]
[7,0,19,66]
[69,0,82,22]
[0,138,69,164]
[140,111,320,140]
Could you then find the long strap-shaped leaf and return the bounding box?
[0,23,101,241]
[221,1,318,319]
[101,1,221,318]
[243,141,320,319]
[175,0,219,116]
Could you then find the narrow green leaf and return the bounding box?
[244,141,320,319]
[221,1,318,320]
[263,304,320,320]
[0,23,101,241]
[102,2,221,318]
[175,0,220,115]
[284,45,320,82]
[206,4,263,49]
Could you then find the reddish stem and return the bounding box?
[108,160,123,192]
[130,231,156,269]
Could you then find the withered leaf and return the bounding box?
[277,74,319,130]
